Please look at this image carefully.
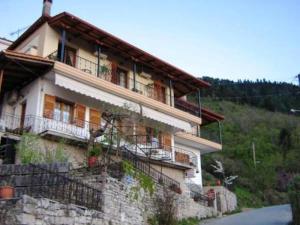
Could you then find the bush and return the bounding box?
[16,133,68,164]
[235,186,263,208]
[288,176,300,225]
[149,189,177,225]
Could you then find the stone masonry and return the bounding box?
[0,175,219,225]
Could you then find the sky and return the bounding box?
[0,0,299,84]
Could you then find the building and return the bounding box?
[0,38,12,51]
[0,0,223,193]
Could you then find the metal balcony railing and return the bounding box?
[48,51,170,105]
[0,113,198,167]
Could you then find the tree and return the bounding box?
[279,128,292,162]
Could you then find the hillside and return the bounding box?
[201,99,300,208]
[200,77,300,113]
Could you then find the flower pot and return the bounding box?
[88,156,98,168]
[0,186,14,199]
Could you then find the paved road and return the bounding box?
[202,205,292,225]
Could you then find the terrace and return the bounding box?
[0,113,198,168]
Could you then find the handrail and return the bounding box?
[29,164,103,210]
[47,51,170,104]
[1,113,182,190]
[0,163,103,211]
[101,120,181,189]
[120,145,180,188]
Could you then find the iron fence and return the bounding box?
[0,164,103,211]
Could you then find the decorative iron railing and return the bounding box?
[48,51,170,104]
[0,164,103,211]
[120,146,180,189]
[1,113,198,167]
[174,99,222,144]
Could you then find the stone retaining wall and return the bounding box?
[0,176,218,225]
[203,186,237,213]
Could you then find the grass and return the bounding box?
[235,187,263,208]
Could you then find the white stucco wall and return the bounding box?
[174,142,203,187]
[2,78,41,118]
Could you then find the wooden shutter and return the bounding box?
[111,61,118,84]
[162,133,172,151]
[89,108,101,131]
[175,152,190,164]
[154,81,166,103]
[74,104,86,128]
[43,94,55,119]
[136,124,147,144]
[120,118,133,135]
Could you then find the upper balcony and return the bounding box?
[174,98,224,152]
[3,11,224,144]
[48,50,172,105]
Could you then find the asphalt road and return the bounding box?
[202,205,292,225]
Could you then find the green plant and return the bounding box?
[152,190,177,225]
[288,175,300,225]
[0,176,14,187]
[17,133,68,164]
[122,160,155,200]
[235,186,263,208]
[88,145,102,157]
[177,217,200,225]
[16,133,43,164]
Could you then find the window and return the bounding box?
[146,127,162,147]
[154,81,166,103]
[57,43,77,67]
[54,100,73,123]
[117,67,128,88]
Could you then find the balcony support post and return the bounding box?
[60,29,66,62]
[169,79,173,106]
[97,45,101,77]
[197,88,202,137]
[197,88,201,118]
[218,120,223,144]
[0,69,3,95]
[133,61,137,92]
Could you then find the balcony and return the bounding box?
[175,98,223,145]
[0,113,198,168]
[48,51,170,105]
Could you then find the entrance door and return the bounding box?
[20,102,26,128]
[0,138,17,164]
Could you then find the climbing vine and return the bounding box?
[122,160,155,200]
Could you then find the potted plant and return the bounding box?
[169,184,182,194]
[87,145,102,168]
[0,177,15,199]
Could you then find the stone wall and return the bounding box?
[0,176,219,225]
[203,186,237,213]
[0,195,106,225]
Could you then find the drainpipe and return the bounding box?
[60,29,66,62]
[97,45,101,77]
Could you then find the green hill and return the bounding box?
[200,97,300,208]
[200,77,300,113]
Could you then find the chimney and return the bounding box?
[42,0,52,16]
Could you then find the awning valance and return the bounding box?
[54,73,192,131]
